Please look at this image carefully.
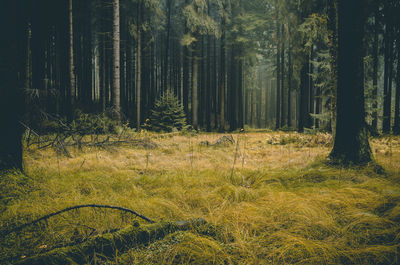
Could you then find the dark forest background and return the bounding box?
[16,0,400,133]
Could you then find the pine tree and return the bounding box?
[144,91,187,132]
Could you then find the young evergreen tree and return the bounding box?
[145,90,187,132]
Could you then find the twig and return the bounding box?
[3,204,155,236]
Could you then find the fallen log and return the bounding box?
[15,219,207,265]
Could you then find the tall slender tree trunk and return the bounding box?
[68,0,75,120]
[298,55,310,132]
[382,25,393,133]
[192,46,199,130]
[164,0,173,93]
[101,33,106,112]
[213,37,218,129]
[327,0,338,134]
[219,6,226,131]
[280,24,285,128]
[287,24,292,128]
[112,0,121,118]
[371,10,379,132]
[275,10,281,129]
[393,38,400,135]
[136,0,141,129]
[329,0,372,164]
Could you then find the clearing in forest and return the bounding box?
[1,131,400,264]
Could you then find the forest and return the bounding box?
[1,0,400,264]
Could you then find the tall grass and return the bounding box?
[1,131,400,264]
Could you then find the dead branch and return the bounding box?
[3,204,155,237]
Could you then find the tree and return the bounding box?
[0,0,25,170]
[68,0,75,121]
[112,0,121,118]
[145,90,187,132]
[136,0,142,130]
[329,0,373,164]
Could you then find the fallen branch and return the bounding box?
[4,204,154,237]
[15,219,207,265]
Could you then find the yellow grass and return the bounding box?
[1,131,400,264]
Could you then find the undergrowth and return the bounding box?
[1,131,400,264]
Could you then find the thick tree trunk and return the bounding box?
[0,1,25,170]
[329,0,372,165]
[112,0,121,117]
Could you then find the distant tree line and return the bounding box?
[16,0,400,135]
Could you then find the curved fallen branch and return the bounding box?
[4,204,154,236]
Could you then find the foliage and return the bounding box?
[70,110,122,135]
[144,91,188,132]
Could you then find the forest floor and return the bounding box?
[1,131,400,264]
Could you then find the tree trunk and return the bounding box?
[287,24,292,128]
[280,24,285,128]
[382,24,393,134]
[164,0,173,93]
[329,0,372,165]
[298,55,310,132]
[219,7,226,131]
[112,0,121,118]
[275,10,281,130]
[192,53,199,130]
[68,0,75,120]
[136,0,141,129]
[327,0,338,134]
[394,38,400,135]
[371,10,379,132]
[0,1,25,170]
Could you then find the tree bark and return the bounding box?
[371,10,379,132]
[192,41,199,130]
[112,0,121,118]
[0,0,25,170]
[136,0,142,129]
[275,9,281,130]
[394,38,400,135]
[382,24,393,134]
[219,5,226,131]
[68,0,75,120]
[329,0,373,165]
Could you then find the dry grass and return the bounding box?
[1,131,400,264]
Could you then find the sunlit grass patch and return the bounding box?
[1,132,400,264]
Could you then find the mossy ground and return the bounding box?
[1,131,400,264]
